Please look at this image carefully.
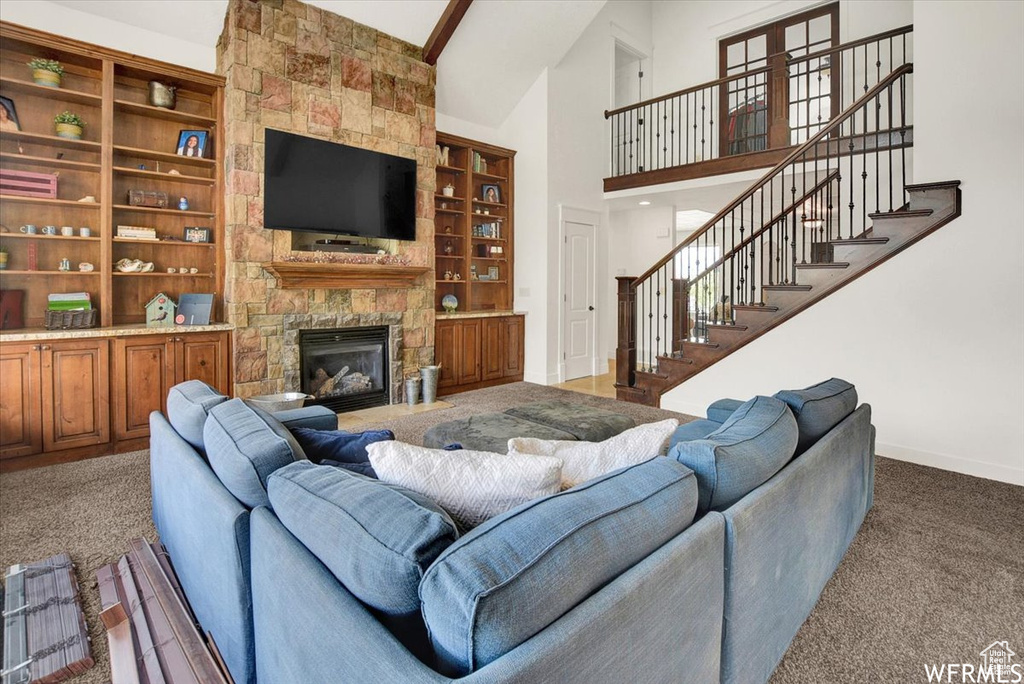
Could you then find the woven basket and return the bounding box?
[44,309,98,330]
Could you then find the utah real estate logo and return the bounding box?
[925,641,1021,683]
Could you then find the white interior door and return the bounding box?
[563,220,596,381]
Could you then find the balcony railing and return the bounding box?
[604,25,913,191]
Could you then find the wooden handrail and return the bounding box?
[604,24,913,120]
[632,63,913,286]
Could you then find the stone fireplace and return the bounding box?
[217,0,436,400]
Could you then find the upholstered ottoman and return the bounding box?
[423,413,575,453]
[505,400,635,441]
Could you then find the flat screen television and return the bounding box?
[264,129,417,241]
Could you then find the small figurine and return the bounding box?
[58,257,70,271]
[178,196,190,211]
[444,270,453,281]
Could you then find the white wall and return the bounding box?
[0,0,217,72]
[662,1,1024,486]
[651,0,913,97]
[547,0,654,382]
[436,69,551,385]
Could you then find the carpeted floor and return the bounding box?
[1,382,1021,683]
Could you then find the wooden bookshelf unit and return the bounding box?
[0,22,224,328]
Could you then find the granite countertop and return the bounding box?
[435,311,527,320]
[0,322,234,342]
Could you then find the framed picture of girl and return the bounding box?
[481,184,501,204]
[0,96,20,131]
[176,130,209,158]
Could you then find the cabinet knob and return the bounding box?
[33,344,41,351]
[199,360,207,367]
[41,344,51,351]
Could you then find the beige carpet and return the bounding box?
[1,382,1021,683]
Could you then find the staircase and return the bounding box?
[614,37,963,407]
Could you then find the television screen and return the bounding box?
[264,129,417,241]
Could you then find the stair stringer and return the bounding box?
[626,181,961,406]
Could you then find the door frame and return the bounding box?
[558,206,601,383]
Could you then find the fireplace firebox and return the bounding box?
[299,326,389,413]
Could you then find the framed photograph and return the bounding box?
[487,266,500,280]
[176,293,214,325]
[176,129,209,158]
[481,183,501,204]
[183,226,212,243]
[0,96,20,131]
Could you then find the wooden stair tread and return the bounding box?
[706,323,749,331]
[830,237,889,246]
[869,208,933,219]
[683,341,720,349]
[763,284,813,291]
[905,180,962,192]
[732,304,779,312]
[796,262,850,270]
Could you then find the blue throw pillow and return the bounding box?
[774,378,858,454]
[321,459,377,479]
[291,427,394,464]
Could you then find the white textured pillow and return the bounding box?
[366,441,562,530]
[508,418,679,489]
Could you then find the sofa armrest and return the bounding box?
[273,405,337,431]
[707,398,744,423]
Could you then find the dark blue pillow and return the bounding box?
[321,459,378,479]
[442,443,463,451]
[291,427,395,465]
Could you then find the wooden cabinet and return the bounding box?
[435,314,524,396]
[1,329,230,468]
[0,344,43,458]
[112,331,230,441]
[0,339,109,459]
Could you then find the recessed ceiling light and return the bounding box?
[638,200,651,206]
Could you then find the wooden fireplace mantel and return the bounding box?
[261,262,431,289]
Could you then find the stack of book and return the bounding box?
[116,225,158,240]
[473,223,502,239]
[472,152,489,174]
[48,292,92,311]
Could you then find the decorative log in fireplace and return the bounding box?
[299,327,389,413]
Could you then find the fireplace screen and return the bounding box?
[299,326,389,413]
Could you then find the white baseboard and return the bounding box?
[523,370,556,385]
[877,442,1024,486]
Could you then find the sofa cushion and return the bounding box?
[267,461,458,658]
[204,399,305,509]
[668,419,723,450]
[670,396,798,514]
[320,459,377,478]
[707,398,744,424]
[419,458,699,676]
[504,400,636,441]
[291,427,394,465]
[508,418,678,489]
[272,404,338,431]
[166,380,228,452]
[367,441,561,531]
[423,413,575,453]
[774,378,858,454]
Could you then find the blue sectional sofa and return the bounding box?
[149,378,874,684]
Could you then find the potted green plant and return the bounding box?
[27,58,64,88]
[54,111,85,140]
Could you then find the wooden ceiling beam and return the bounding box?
[423,0,473,66]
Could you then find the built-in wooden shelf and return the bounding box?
[112,204,215,218]
[0,195,101,208]
[0,270,100,276]
[113,271,213,278]
[0,130,101,151]
[114,99,218,126]
[113,237,215,247]
[0,233,100,242]
[0,153,101,172]
[113,144,216,168]
[0,77,102,105]
[473,171,508,182]
[436,164,464,174]
[262,261,431,289]
[113,166,215,185]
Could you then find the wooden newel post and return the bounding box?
[615,276,637,388]
[768,51,791,150]
[672,278,689,353]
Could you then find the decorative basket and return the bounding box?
[44,309,98,330]
[127,189,169,208]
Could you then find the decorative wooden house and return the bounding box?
[145,293,176,327]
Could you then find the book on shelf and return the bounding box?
[116,225,157,240]
[48,292,92,311]
[472,152,488,175]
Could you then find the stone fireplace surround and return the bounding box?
[218,0,437,400]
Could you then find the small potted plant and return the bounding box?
[27,58,64,88]
[54,111,85,140]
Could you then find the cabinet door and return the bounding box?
[176,333,230,394]
[435,321,461,389]
[112,336,175,441]
[503,316,525,378]
[481,318,504,381]
[0,344,42,459]
[41,340,110,452]
[458,319,482,385]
